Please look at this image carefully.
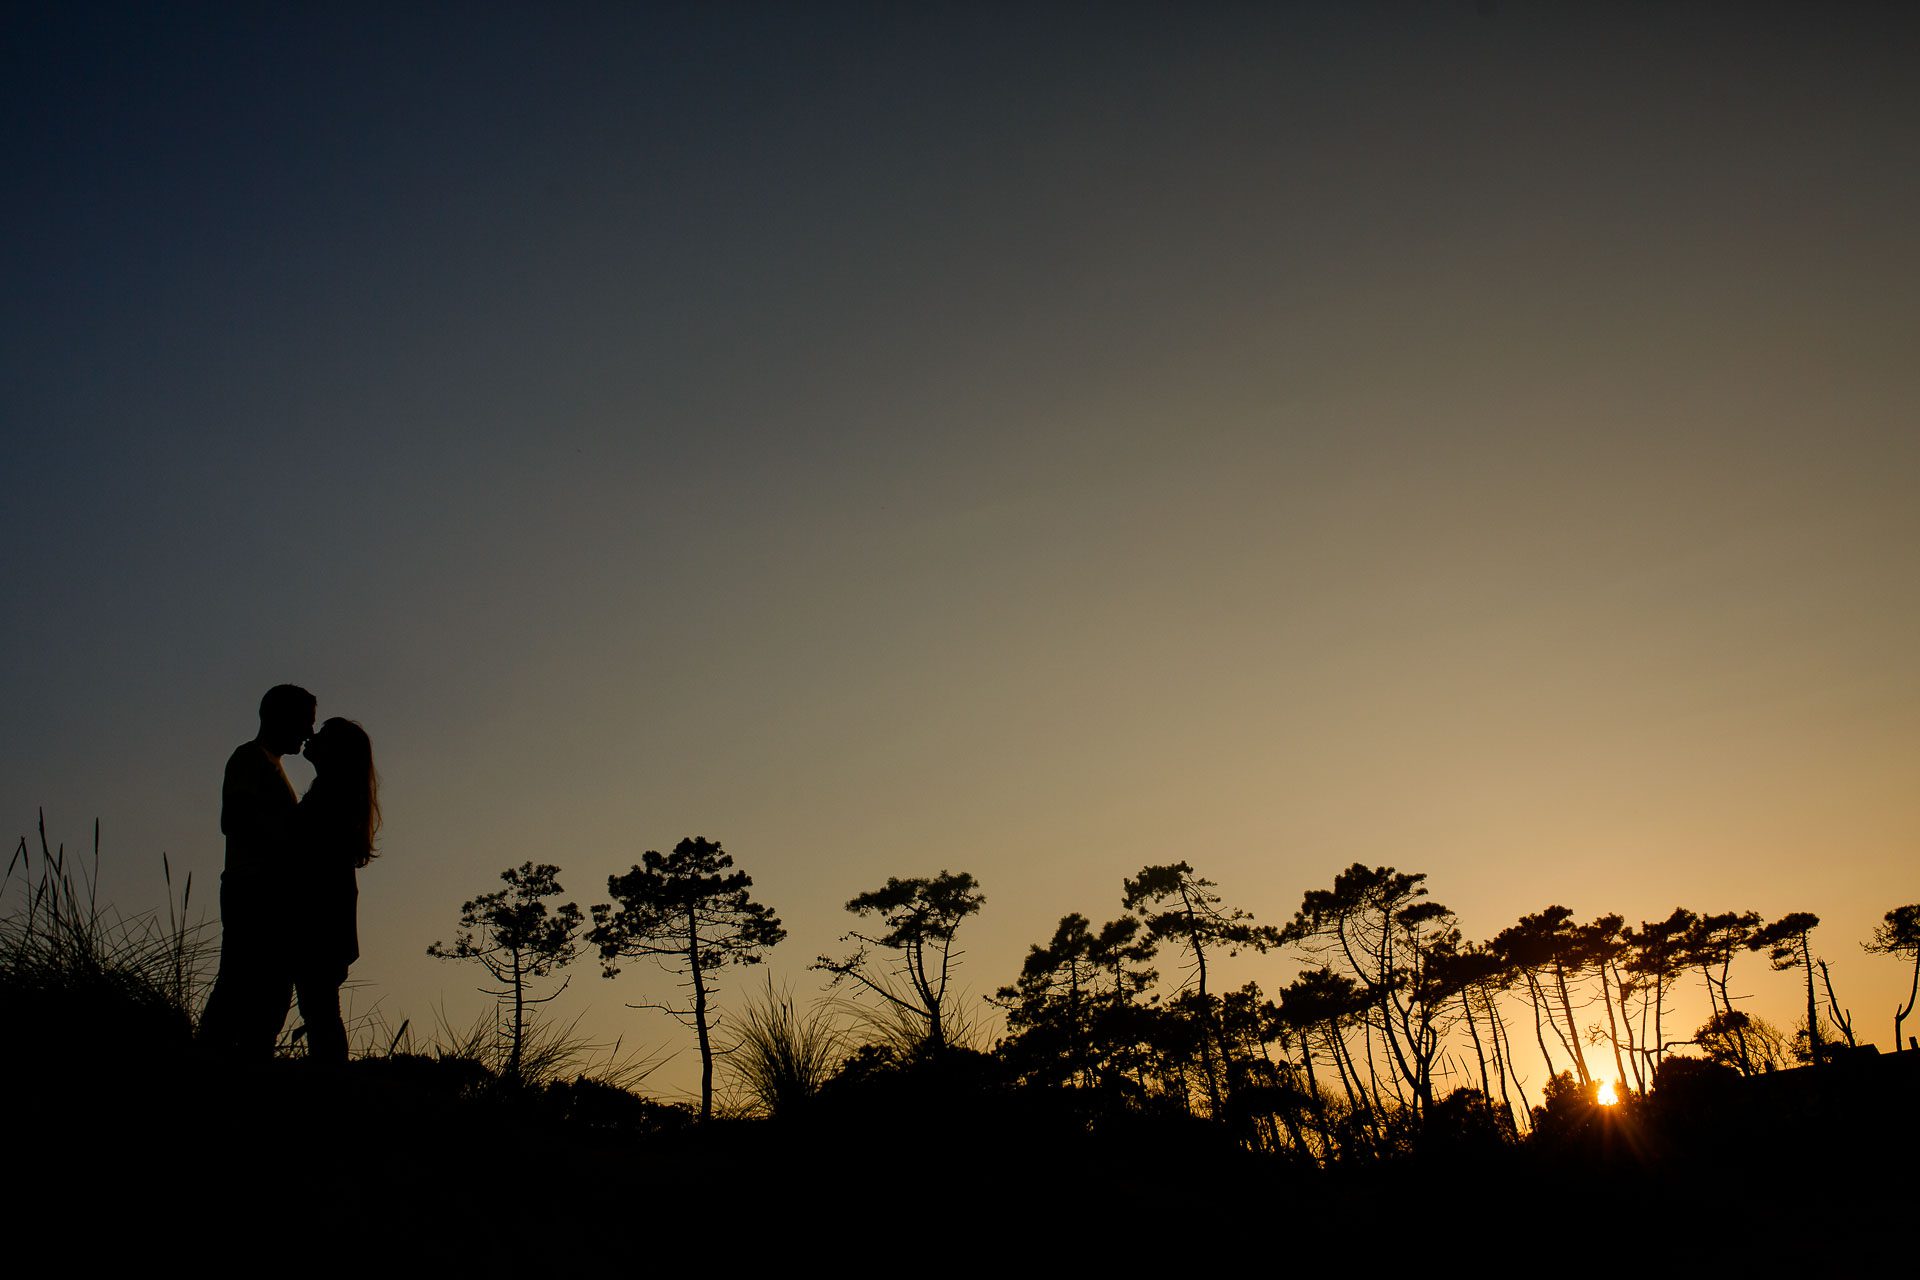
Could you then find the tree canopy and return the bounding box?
[815,870,984,1056]
[588,836,785,1120]
[428,861,583,1083]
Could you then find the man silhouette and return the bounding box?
[198,684,315,1058]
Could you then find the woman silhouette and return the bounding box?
[293,717,380,1065]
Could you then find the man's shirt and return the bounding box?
[221,741,298,891]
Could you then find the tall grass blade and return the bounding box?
[721,974,847,1117]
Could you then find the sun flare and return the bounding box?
[1597,1080,1620,1106]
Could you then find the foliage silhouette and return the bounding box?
[1621,907,1699,1079]
[1749,912,1824,1068]
[996,911,1157,1098]
[1683,911,1763,1075]
[815,870,984,1055]
[1492,905,1609,1087]
[1285,864,1451,1117]
[1864,903,1920,1051]
[1527,1069,1611,1149]
[1694,1009,1790,1075]
[1431,939,1525,1128]
[1124,861,1279,1115]
[1418,1086,1519,1162]
[428,862,583,1084]
[1212,979,1320,1158]
[1277,965,1377,1156]
[587,836,785,1120]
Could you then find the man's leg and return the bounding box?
[199,881,289,1059]
[199,880,252,1054]
[197,965,241,1052]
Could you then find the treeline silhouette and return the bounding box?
[421,840,1920,1165]
[8,818,1917,1262]
[403,843,1918,1263]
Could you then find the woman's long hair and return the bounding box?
[306,717,381,867]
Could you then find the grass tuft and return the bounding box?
[721,974,847,1117]
[425,1000,665,1093]
[1,812,211,1059]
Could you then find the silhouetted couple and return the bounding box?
[198,684,380,1065]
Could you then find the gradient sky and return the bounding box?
[6,2,1917,1100]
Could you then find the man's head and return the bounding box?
[257,684,317,757]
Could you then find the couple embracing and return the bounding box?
[198,684,379,1065]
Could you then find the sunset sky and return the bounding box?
[5,2,1917,1101]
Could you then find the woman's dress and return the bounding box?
[290,794,359,1063]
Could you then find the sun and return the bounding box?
[1596,1079,1620,1106]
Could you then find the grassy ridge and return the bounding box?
[6,817,1911,1267]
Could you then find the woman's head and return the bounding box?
[304,717,381,865]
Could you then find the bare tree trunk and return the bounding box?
[1169,884,1226,1117]
[1553,962,1591,1085]
[1329,1023,1379,1150]
[1595,963,1630,1090]
[1261,1039,1310,1158]
[1362,1013,1395,1113]
[1652,970,1670,1075]
[1479,985,1517,1127]
[1706,958,1755,1076]
[1526,974,1559,1080]
[1531,972,1578,1075]
[1343,1031,1386,1149]
[689,910,713,1120]
[1625,963,1651,1092]
[1298,1036,1336,1162]
[1373,937,1423,1108]
[510,947,525,1082]
[1325,1024,1361,1119]
[1897,951,1920,1051]
[1069,959,1089,1089]
[1818,959,1855,1049]
[1461,989,1491,1101]
[1801,943,1821,1068]
[1489,992,1531,1128]
[912,936,944,1053]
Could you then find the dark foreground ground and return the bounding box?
[13,1036,1915,1270]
